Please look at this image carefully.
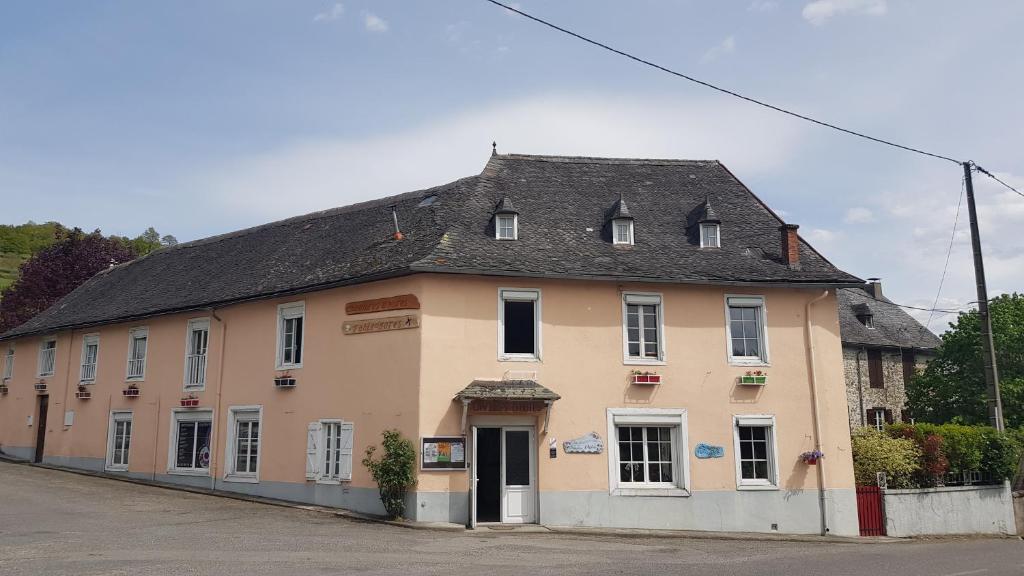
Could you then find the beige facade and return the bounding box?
[0,274,858,535]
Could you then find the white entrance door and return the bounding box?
[500,427,536,524]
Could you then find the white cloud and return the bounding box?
[364,12,389,33]
[313,3,345,22]
[802,0,887,26]
[844,206,874,223]
[748,1,778,12]
[701,35,736,64]
[806,228,840,245]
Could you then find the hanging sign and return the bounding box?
[695,443,725,459]
[346,294,420,315]
[421,436,467,470]
[343,314,420,335]
[563,432,603,454]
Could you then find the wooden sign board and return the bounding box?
[346,294,420,315]
[343,314,420,335]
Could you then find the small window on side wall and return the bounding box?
[277,302,305,369]
[700,223,720,248]
[499,289,540,360]
[495,214,518,240]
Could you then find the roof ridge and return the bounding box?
[495,153,718,166]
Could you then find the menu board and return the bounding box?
[421,436,466,470]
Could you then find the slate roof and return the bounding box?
[456,380,561,401]
[2,153,862,340]
[838,287,942,351]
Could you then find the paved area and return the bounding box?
[0,462,1022,575]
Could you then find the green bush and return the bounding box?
[979,428,1021,481]
[933,424,984,476]
[362,429,417,520]
[851,428,921,488]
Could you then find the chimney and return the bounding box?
[390,206,404,241]
[780,224,800,268]
[866,277,882,300]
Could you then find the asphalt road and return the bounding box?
[0,461,1021,576]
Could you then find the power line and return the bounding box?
[927,177,966,329]
[974,164,1024,199]
[483,0,963,165]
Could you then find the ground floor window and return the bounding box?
[226,407,261,481]
[733,415,778,489]
[171,411,213,473]
[606,408,688,495]
[306,420,353,483]
[106,411,132,471]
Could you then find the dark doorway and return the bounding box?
[34,395,48,463]
[476,427,501,523]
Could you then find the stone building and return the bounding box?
[838,281,942,431]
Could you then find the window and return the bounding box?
[126,328,148,381]
[306,420,354,483]
[226,407,261,481]
[38,338,56,377]
[613,219,634,245]
[106,411,132,471]
[170,411,213,474]
[495,214,517,240]
[868,349,884,389]
[902,350,917,385]
[80,334,99,383]
[622,293,663,362]
[2,345,13,380]
[606,408,689,496]
[700,223,720,248]
[733,415,778,489]
[277,302,304,369]
[726,296,768,364]
[498,289,540,360]
[858,314,875,329]
[184,319,210,389]
[867,408,892,431]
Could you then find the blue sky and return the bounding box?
[2,0,1021,331]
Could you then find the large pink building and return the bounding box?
[0,153,863,535]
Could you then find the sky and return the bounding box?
[1,0,1021,332]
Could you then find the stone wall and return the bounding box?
[843,347,932,431]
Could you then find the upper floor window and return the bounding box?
[2,345,13,380]
[184,318,210,390]
[496,214,518,240]
[733,415,778,489]
[277,302,305,369]
[498,288,540,361]
[80,334,100,383]
[38,338,56,377]
[868,349,884,389]
[126,327,148,381]
[700,223,720,248]
[622,293,663,362]
[613,218,634,245]
[726,296,768,364]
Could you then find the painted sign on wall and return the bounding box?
[695,443,725,459]
[421,436,466,470]
[563,432,603,454]
[343,314,420,335]
[345,294,420,315]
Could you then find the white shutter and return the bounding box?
[338,422,354,481]
[306,422,321,480]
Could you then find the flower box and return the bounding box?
[800,450,824,465]
[739,375,767,385]
[34,382,47,392]
[123,387,140,398]
[0,384,8,395]
[631,373,661,385]
[180,397,200,408]
[75,390,92,400]
[274,377,296,388]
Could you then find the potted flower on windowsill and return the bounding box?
[34,379,47,392]
[180,392,199,408]
[274,371,296,388]
[739,370,767,385]
[630,370,662,385]
[123,383,140,398]
[0,382,8,395]
[75,385,92,400]
[800,450,824,465]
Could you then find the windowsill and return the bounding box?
[105,466,129,473]
[126,377,145,383]
[728,360,770,367]
[737,483,779,491]
[315,478,345,485]
[80,380,95,386]
[167,469,211,477]
[623,359,666,366]
[224,474,259,484]
[612,487,690,498]
[498,355,541,363]
[184,385,206,392]
[276,365,303,371]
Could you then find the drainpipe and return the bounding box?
[855,348,866,427]
[805,289,830,535]
[209,308,227,491]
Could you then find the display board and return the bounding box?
[421,436,467,470]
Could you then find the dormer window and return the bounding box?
[853,303,874,329]
[493,196,518,240]
[858,314,875,329]
[700,223,720,248]
[613,218,634,245]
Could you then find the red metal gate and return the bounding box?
[856,485,886,536]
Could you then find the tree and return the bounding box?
[362,429,416,519]
[0,229,138,332]
[907,294,1024,427]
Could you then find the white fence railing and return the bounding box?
[185,354,207,388]
[80,362,96,382]
[127,358,145,380]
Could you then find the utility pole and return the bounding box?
[963,161,1004,431]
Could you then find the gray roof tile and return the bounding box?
[838,287,942,350]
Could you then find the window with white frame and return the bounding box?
[3,345,13,380]
[38,338,56,377]
[613,218,634,245]
[170,411,213,473]
[184,319,210,389]
[277,302,304,369]
[226,407,261,480]
[106,411,132,471]
[495,214,517,240]
[733,415,778,489]
[306,420,354,483]
[80,334,99,383]
[607,408,689,495]
[623,293,663,362]
[126,328,148,380]
[498,289,540,360]
[700,223,720,248]
[726,296,768,364]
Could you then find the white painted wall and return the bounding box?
[884,483,1015,537]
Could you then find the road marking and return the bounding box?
[944,569,988,576]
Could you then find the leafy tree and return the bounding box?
[0,229,138,332]
[907,294,1024,427]
[362,429,416,519]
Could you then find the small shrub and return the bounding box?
[979,428,1021,481]
[935,424,984,476]
[362,429,416,520]
[851,428,921,488]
